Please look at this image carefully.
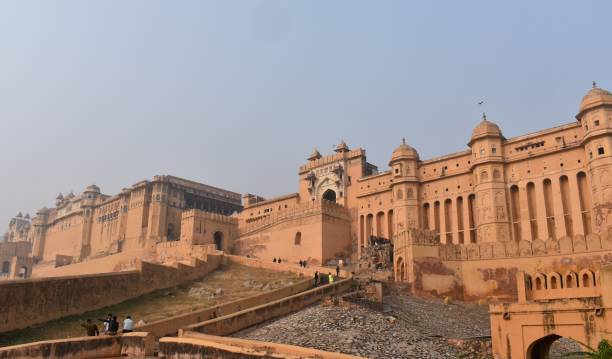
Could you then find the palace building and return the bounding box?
[3,84,612,296]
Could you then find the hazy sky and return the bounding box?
[1,1,610,231]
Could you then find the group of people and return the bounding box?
[298,260,308,268]
[313,266,341,286]
[81,313,134,336]
[272,257,283,263]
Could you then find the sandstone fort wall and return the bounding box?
[0,254,222,333]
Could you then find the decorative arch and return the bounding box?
[322,189,337,202]
[526,334,586,359]
[547,272,562,289]
[395,256,406,282]
[565,271,579,288]
[534,273,547,290]
[579,269,596,287]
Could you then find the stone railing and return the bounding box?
[392,228,440,258]
[181,209,238,224]
[439,233,612,261]
[238,200,350,236]
[520,269,601,301]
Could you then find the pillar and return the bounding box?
[568,172,585,236]
[440,201,448,244]
[535,180,549,240]
[551,177,568,238]
[450,198,459,244]
[519,184,532,241]
[463,197,471,243]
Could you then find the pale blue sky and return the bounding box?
[1,1,610,230]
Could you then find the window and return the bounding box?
[491,147,497,154]
[294,232,302,246]
[598,147,605,155]
[590,152,593,159]
[479,148,485,156]
[595,120,600,126]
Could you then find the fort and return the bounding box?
[1,83,612,358]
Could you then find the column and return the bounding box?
[535,180,549,240]
[568,173,585,236]
[429,204,436,235]
[551,177,567,238]
[439,201,448,244]
[518,183,532,241]
[450,199,459,244]
[463,197,471,243]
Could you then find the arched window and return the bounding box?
[550,276,558,289]
[322,189,337,202]
[294,232,302,246]
[535,277,543,290]
[396,189,403,200]
[1,261,10,273]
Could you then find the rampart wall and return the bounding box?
[0,254,222,333]
[181,277,353,336]
[0,332,154,359]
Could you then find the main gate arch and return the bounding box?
[490,269,612,358]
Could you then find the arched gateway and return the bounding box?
[490,269,612,358]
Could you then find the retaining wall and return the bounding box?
[137,278,313,337]
[159,333,361,358]
[0,254,222,333]
[0,332,154,359]
[181,278,353,336]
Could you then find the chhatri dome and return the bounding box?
[390,137,419,163]
[469,113,503,145]
[307,148,322,161]
[578,81,612,115]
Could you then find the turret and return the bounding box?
[389,138,421,233]
[577,82,612,234]
[468,114,511,243]
[31,207,50,260]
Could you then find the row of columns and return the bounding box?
[512,172,589,241]
[424,195,476,245]
[358,210,394,247]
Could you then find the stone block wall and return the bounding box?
[0,254,222,333]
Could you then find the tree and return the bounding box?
[567,339,612,359]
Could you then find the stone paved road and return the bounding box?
[234,294,492,359]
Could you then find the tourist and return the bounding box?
[98,313,112,334]
[299,260,303,267]
[122,315,134,333]
[278,258,282,264]
[303,260,307,268]
[109,316,119,335]
[273,257,277,263]
[328,272,334,284]
[314,271,319,286]
[336,265,340,277]
[81,319,99,336]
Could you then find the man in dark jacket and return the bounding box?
[81,319,99,336]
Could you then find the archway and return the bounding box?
[18,266,28,279]
[213,231,223,251]
[322,189,336,202]
[396,257,406,282]
[1,261,9,273]
[527,335,584,359]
